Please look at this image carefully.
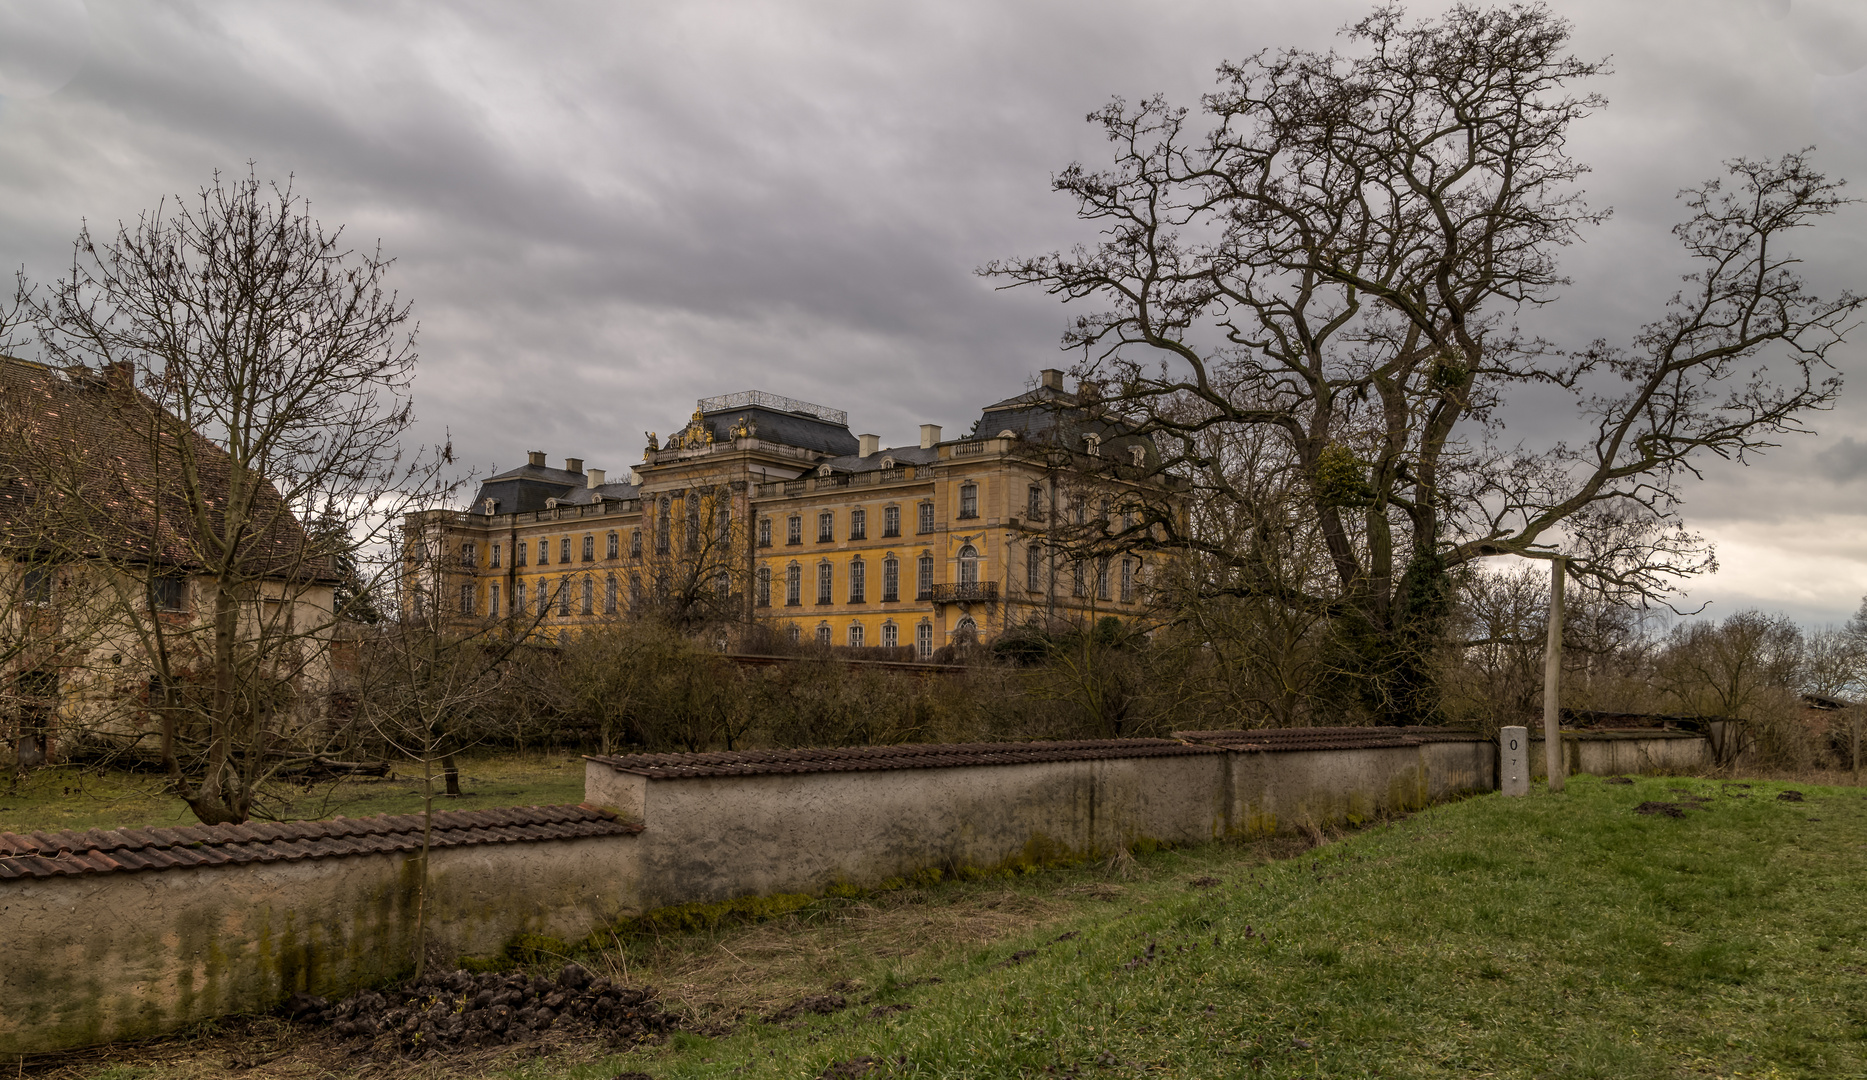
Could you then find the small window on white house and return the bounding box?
[149,575,185,612]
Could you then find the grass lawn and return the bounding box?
[577,773,1867,1080]
[0,752,589,834]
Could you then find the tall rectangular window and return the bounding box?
[1096,558,1110,601]
[817,562,833,604]
[818,512,835,542]
[1028,485,1043,520]
[557,579,571,616]
[883,505,900,537]
[560,537,572,563]
[848,623,864,648]
[24,566,53,607]
[582,577,594,615]
[816,624,832,646]
[516,542,528,567]
[917,555,933,600]
[461,542,476,568]
[849,559,866,603]
[882,557,899,602]
[759,518,772,547]
[850,508,867,540]
[489,583,500,618]
[149,575,185,612]
[756,567,772,607]
[1027,545,1042,591]
[788,515,802,544]
[606,532,619,559]
[582,535,595,562]
[490,543,502,568]
[631,530,642,559]
[958,483,978,519]
[538,539,550,565]
[786,564,802,606]
[461,584,476,615]
[1120,558,1135,603]
[515,581,526,614]
[916,622,932,659]
[605,575,618,614]
[631,575,643,610]
[1072,562,1086,597]
[917,502,934,534]
[882,621,898,649]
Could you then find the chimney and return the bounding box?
[919,424,942,450]
[586,468,605,488]
[565,457,584,473]
[1039,368,1064,391]
[628,468,644,486]
[858,434,880,457]
[527,450,547,467]
[1077,378,1102,402]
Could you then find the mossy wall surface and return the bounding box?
[0,834,639,1055]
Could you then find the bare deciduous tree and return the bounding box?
[986,4,1862,722]
[28,168,451,823]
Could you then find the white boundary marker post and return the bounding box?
[1500,726,1529,797]
[1543,556,1566,793]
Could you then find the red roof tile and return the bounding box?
[0,804,637,881]
[587,738,1224,779]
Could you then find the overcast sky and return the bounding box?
[2,0,1865,625]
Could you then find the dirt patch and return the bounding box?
[762,993,848,1023]
[1603,777,1634,785]
[1189,876,1223,888]
[1777,790,1806,802]
[1633,800,1711,818]
[289,964,676,1057]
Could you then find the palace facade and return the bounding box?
[405,369,1174,657]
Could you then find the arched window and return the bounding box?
[958,544,979,586]
[816,623,832,646]
[954,616,977,643]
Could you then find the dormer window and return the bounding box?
[1130,444,1147,467]
[880,456,896,470]
[1083,433,1102,457]
[482,498,497,515]
[817,463,833,478]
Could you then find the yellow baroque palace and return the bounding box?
[404,369,1177,657]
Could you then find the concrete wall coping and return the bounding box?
[585,738,1225,780]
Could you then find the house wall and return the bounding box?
[0,834,638,1055]
[1526,732,1712,778]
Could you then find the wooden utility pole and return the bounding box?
[1543,556,1566,792]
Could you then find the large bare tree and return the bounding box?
[987,4,1862,722]
[28,169,451,822]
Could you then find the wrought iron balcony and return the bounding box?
[931,581,999,604]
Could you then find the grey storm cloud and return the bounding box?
[3,0,1867,623]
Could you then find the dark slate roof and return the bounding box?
[1174,726,1485,752]
[0,804,636,880]
[818,445,938,474]
[469,464,583,515]
[587,738,1223,779]
[0,357,335,582]
[697,404,858,456]
[556,481,641,506]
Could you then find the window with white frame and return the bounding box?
[461,542,476,567]
[560,537,572,564]
[848,622,864,648]
[490,543,502,568]
[515,581,526,614]
[883,505,900,537]
[606,532,619,559]
[882,620,898,648]
[582,535,595,562]
[849,557,866,602]
[1120,558,1135,603]
[758,517,772,547]
[1027,545,1042,591]
[606,575,618,614]
[816,561,833,604]
[917,554,934,599]
[917,501,934,534]
[958,544,979,586]
[516,541,528,567]
[958,483,978,519]
[1096,558,1110,601]
[1028,485,1043,520]
[850,508,866,540]
[818,511,835,542]
[787,625,801,644]
[582,576,594,615]
[786,563,802,606]
[882,556,899,602]
[460,584,475,615]
[816,624,832,646]
[788,514,802,544]
[757,567,772,607]
[916,621,933,659]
